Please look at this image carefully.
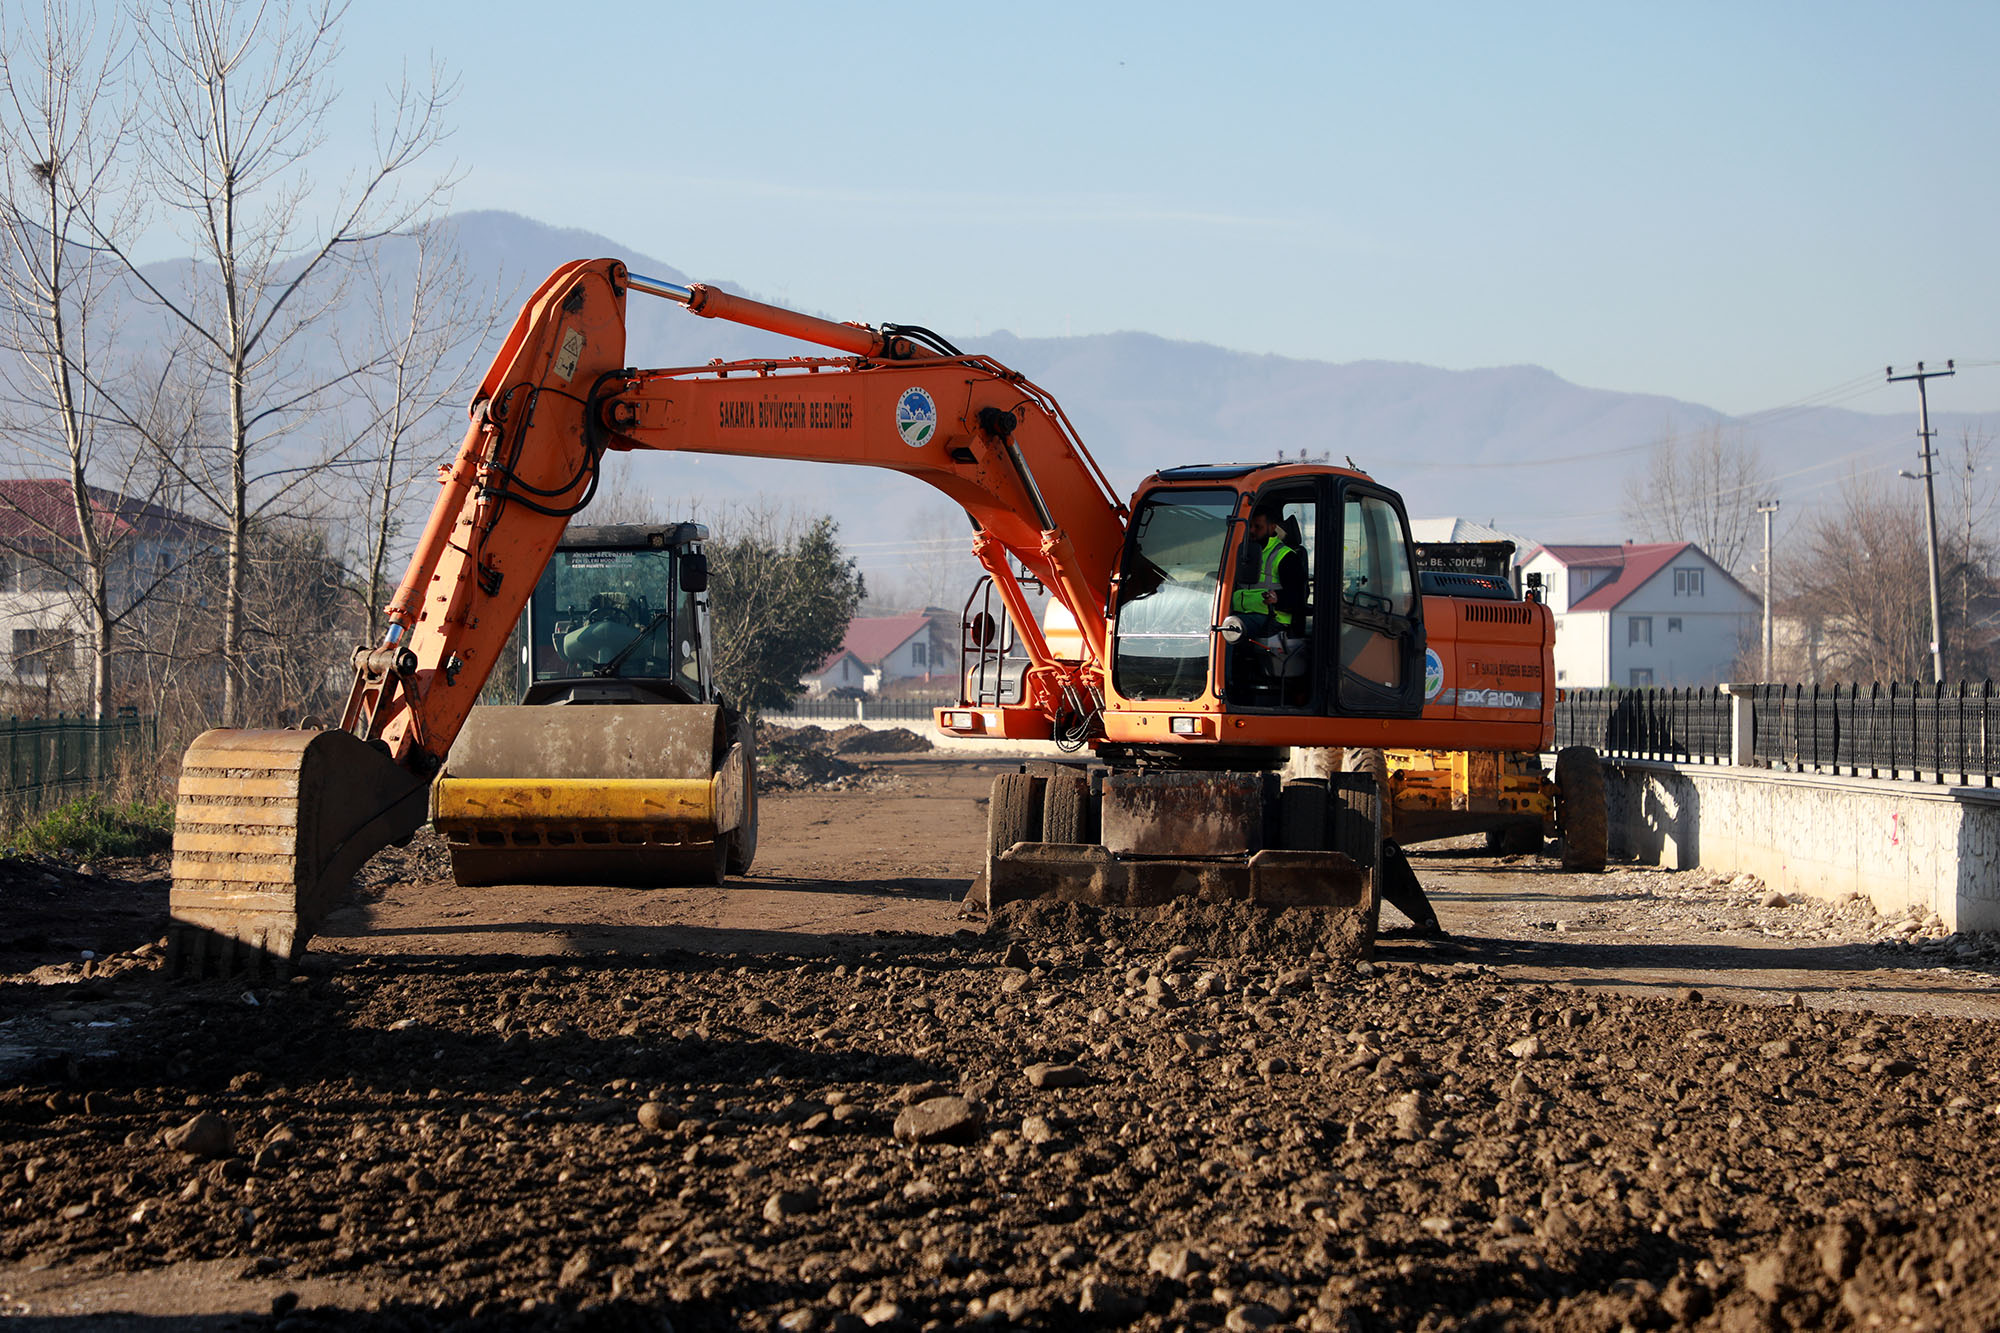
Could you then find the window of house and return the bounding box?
[11,627,72,677]
[1628,616,1652,646]
[1630,668,1654,687]
[1674,567,1704,596]
[1667,617,1683,633]
[910,641,927,669]
[0,552,12,591]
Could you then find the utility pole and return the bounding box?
[1756,500,1780,679]
[1889,360,1954,682]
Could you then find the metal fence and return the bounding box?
[1553,687,1734,764]
[766,697,947,724]
[1749,682,1996,786]
[1553,682,1999,786]
[1,711,157,816]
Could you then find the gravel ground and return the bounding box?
[8,757,2000,1330]
[7,907,2000,1332]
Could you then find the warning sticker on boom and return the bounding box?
[553,328,586,382]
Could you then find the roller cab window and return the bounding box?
[530,547,700,697]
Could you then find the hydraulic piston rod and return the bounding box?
[628,271,923,361]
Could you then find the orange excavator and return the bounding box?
[167,258,1570,972]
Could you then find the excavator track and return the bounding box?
[168,729,427,976]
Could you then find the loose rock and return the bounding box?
[163,1113,233,1159]
[891,1097,984,1145]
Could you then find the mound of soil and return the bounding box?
[0,853,167,975]
[755,724,915,793]
[352,827,454,897]
[831,726,933,756]
[759,748,869,792]
[993,897,1371,961]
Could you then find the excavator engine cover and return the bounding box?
[431,704,746,887]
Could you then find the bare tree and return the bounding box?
[343,223,500,643]
[1621,424,1773,577]
[1947,430,2000,677]
[862,501,981,614]
[0,1,154,719]
[568,461,681,527]
[97,0,455,725]
[1775,476,1990,682]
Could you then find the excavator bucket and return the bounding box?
[169,728,429,975]
[430,704,751,887]
[983,768,1386,956]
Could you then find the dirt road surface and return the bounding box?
[7,752,2000,1330]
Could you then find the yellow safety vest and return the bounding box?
[1231,536,1298,627]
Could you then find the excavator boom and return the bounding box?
[169,256,1559,971]
[169,258,1135,970]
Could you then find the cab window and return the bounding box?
[1112,488,1234,701]
[1339,492,1418,704]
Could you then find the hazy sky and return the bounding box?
[241,2,2000,419]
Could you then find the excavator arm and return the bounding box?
[169,257,1131,970]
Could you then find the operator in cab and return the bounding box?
[559,592,660,672]
[1231,501,1307,637]
[1229,501,1311,701]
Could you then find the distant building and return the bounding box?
[1519,541,1757,688]
[0,480,218,693]
[802,610,956,697]
[1407,516,1533,550]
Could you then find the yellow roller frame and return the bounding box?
[431,776,725,830]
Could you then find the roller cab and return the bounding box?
[430,523,757,888]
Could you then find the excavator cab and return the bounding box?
[982,464,1431,938]
[1109,465,1427,721]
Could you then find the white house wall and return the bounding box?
[1521,552,1573,613]
[1608,557,1756,687]
[1552,610,1611,687]
[0,591,74,683]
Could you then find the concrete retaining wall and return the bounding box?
[1601,759,2000,931]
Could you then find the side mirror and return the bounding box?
[968,610,999,649]
[679,553,709,594]
[1216,615,1246,644]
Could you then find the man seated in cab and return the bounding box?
[1230,502,1309,698]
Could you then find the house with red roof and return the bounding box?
[0,480,219,688]
[802,610,955,696]
[1519,541,1758,687]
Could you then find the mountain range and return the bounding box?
[139,210,2000,594]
